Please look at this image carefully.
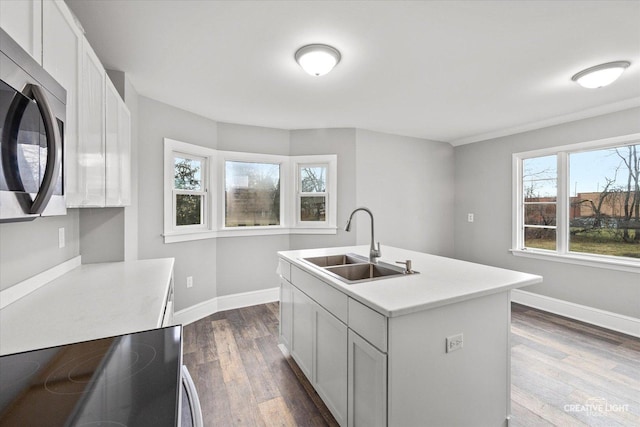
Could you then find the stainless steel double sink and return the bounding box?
[301,253,418,284]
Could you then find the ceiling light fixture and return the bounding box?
[295,44,341,77]
[571,61,630,89]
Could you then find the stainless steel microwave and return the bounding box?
[0,28,66,223]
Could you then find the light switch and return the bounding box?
[467,213,474,223]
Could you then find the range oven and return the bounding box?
[0,326,202,426]
[0,28,66,223]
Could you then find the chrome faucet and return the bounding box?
[344,207,381,264]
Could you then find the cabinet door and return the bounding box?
[105,79,131,206]
[314,304,348,426]
[348,330,387,427]
[291,285,313,379]
[74,38,106,206]
[0,0,42,63]
[42,0,82,207]
[279,279,293,349]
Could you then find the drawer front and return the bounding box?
[278,258,291,281]
[348,298,387,352]
[291,265,348,324]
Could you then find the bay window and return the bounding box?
[163,138,337,243]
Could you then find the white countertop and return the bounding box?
[0,258,174,356]
[278,245,542,317]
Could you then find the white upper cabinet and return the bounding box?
[105,78,131,206]
[42,0,82,205]
[0,0,42,64]
[42,0,131,208]
[74,38,106,207]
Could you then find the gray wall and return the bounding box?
[79,208,124,263]
[0,210,80,290]
[137,96,219,311]
[355,129,455,256]
[454,107,640,318]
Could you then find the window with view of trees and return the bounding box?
[298,165,328,223]
[516,139,639,263]
[225,161,281,227]
[174,155,206,227]
[163,138,337,243]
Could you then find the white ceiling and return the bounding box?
[66,0,640,145]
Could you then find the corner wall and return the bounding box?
[453,107,640,318]
[355,129,455,256]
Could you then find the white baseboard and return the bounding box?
[0,256,82,310]
[173,287,280,326]
[511,289,640,338]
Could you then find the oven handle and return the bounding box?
[181,365,203,427]
[24,84,62,214]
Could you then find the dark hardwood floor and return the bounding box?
[183,302,640,426]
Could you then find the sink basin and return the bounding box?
[325,262,407,283]
[302,253,368,268]
[300,253,418,284]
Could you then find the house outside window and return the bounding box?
[513,133,640,272]
[224,160,281,227]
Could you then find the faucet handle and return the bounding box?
[375,242,381,256]
[396,259,413,274]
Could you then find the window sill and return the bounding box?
[510,248,640,273]
[163,227,337,243]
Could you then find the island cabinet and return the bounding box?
[278,246,542,427]
[279,262,386,427]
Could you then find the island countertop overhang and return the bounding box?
[278,245,542,317]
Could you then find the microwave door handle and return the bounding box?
[24,84,62,214]
[1,93,29,192]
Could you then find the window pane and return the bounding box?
[174,157,202,190]
[176,194,202,226]
[524,204,556,226]
[225,161,280,227]
[300,166,326,192]
[523,155,557,200]
[524,227,556,251]
[569,144,640,258]
[300,196,326,222]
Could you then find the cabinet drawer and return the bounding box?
[348,298,387,352]
[278,258,291,282]
[291,265,348,323]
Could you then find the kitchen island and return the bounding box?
[277,245,542,427]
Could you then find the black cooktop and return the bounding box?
[0,326,182,427]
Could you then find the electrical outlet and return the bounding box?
[186,276,193,288]
[58,228,65,248]
[467,213,474,223]
[446,333,463,353]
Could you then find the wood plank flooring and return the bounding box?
[183,302,640,426]
[182,302,338,427]
[510,303,640,427]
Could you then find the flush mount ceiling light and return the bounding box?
[295,44,341,76]
[571,61,631,89]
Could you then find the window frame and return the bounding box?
[173,152,208,230]
[164,138,217,242]
[294,156,337,229]
[163,139,338,242]
[512,133,640,273]
[217,150,290,237]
